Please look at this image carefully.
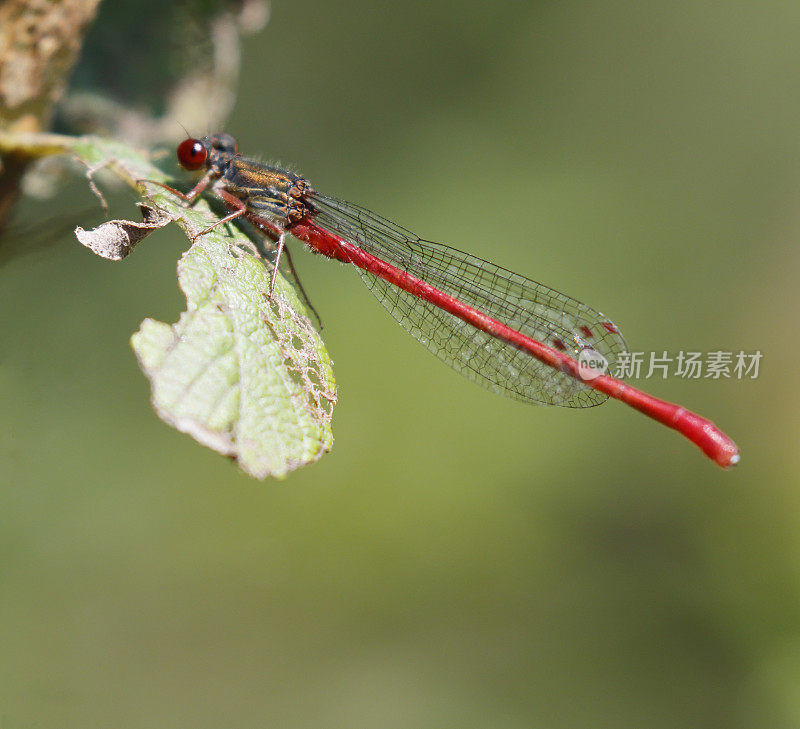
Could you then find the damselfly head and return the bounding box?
[176,138,207,171]
[208,133,238,155]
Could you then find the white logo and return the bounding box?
[577,348,609,381]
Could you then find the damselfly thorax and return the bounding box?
[180,133,315,229]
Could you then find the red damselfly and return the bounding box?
[152,133,740,468]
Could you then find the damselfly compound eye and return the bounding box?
[177,138,207,171]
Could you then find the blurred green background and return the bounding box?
[1,1,799,727]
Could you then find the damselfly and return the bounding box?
[150,133,740,468]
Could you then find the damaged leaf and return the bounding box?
[132,232,336,479]
[75,203,172,259]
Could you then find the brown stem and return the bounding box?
[0,0,102,230]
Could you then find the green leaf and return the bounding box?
[0,131,337,478]
[131,232,335,479]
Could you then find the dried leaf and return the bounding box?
[75,203,172,260]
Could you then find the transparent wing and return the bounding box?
[310,193,629,408]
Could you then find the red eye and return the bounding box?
[177,138,207,170]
